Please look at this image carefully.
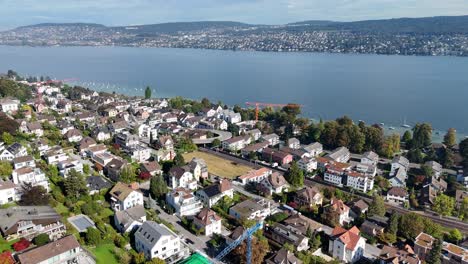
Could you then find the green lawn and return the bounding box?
[89,244,119,264]
[0,237,19,252]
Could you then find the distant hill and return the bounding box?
[17,23,106,29]
[286,16,468,33]
[11,16,468,34]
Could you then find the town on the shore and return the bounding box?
[0,70,467,264]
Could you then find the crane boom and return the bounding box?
[214,221,263,264]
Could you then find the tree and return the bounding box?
[228,123,240,136]
[399,213,425,239]
[321,209,339,227]
[85,227,102,246]
[145,86,152,99]
[133,252,146,264]
[83,164,90,175]
[409,188,419,208]
[63,169,88,200]
[426,238,442,264]
[285,161,304,187]
[412,123,432,149]
[173,153,185,167]
[0,161,13,180]
[402,130,412,143]
[1,132,14,145]
[20,183,49,205]
[368,194,386,217]
[0,113,19,135]
[233,237,269,264]
[432,194,455,216]
[212,138,221,148]
[460,138,468,160]
[421,164,434,178]
[33,233,50,246]
[441,148,454,168]
[176,138,197,153]
[150,174,168,200]
[120,165,137,183]
[459,197,468,220]
[201,98,211,108]
[447,228,463,244]
[387,213,400,235]
[443,128,457,148]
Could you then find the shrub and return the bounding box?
[33,233,50,246]
[13,238,31,252]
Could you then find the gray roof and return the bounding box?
[0,206,60,234]
[115,205,146,231]
[326,147,350,161]
[302,142,323,153]
[392,156,410,168]
[362,151,379,161]
[136,221,177,248]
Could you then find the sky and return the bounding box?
[1,0,468,30]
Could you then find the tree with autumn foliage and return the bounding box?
[232,236,269,264]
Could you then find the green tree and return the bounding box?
[147,258,165,264]
[85,227,102,246]
[421,164,434,178]
[1,132,14,145]
[402,130,412,143]
[441,148,454,168]
[0,161,13,180]
[399,213,425,239]
[63,169,88,200]
[368,194,386,217]
[432,194,455,216]
[387,213,400,235]
[459,197,468,220]
[120,165,137,183]
[426,238,442,264]
[83,164,90,175]
[145,86,152,99]
[176,138,197,153]
[447,228,463,244]
[174,153,185,167]
[150,174,168,200]
[212,138,221,148]
[409,188,419,208]
[33,233,50,246]
[285,161,304,187]
[443,128,457,148]
[412,123,432,149]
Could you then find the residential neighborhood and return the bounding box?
[0,72,467,264]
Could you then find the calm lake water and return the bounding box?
[1,45,468,138]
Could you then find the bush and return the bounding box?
[33,233,50,246]
[13,238,31,252]
[85,227,102,246]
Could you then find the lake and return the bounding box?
[0,45,468,139]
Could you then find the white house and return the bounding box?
[260,172,289,195]
[245,129,262,141]
[135,221,187,262]
[57,158,84,177]
[109,182,144,211]
[65,129,83,143]
[361,151,379,166]
[328,199,352,226]
[386,187,408,205]
[326,147,351,163]
[12,167,49,191]
[222,136,250,151]
[287,138,301,149]
[390,156,410,177]
[261,133,280,146]
[114,205,147,233]
[346,171,374,193]
[0,180,18,205]
[229,199,271,221]
[238,167,272,185]
[166,188,203,216]
[302,142,323,157]
[329,226,366,263]
[0,143,28,161]
[0,98,20,113]
[193,208,222,236]
[168,166,197,190]
[12,155,35,169]
[196,180,234,208]
[127,145,152,163]
[298,157,317,173]
[44,146,68,164]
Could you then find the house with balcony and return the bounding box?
[0,180,18,205]
[168,166,197,190]
[12,155,35,169]
[302,142,323,157]
[261,133,280,146]
[12,167,49,191]
[265,223,309,252]
[57,158,84,177]
[109,182,144,212]
[260,172,289,195]
[297,157,317,173]
[166,188,203,216]
[386,187,408,204]
[135,221,188,262]
[188,158,209,181]
[114,205,147,233]
[0,206,66,241]
[229,199,271,221]
[238,167,272,185]
[294,186,323,208]
[326,147,351,163]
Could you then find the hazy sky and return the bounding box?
[1,0,468,30]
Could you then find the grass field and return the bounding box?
[90,244,119,264]
[183,151,252,179]
[0,237,18,252]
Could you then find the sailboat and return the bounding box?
[402,117,411,128]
